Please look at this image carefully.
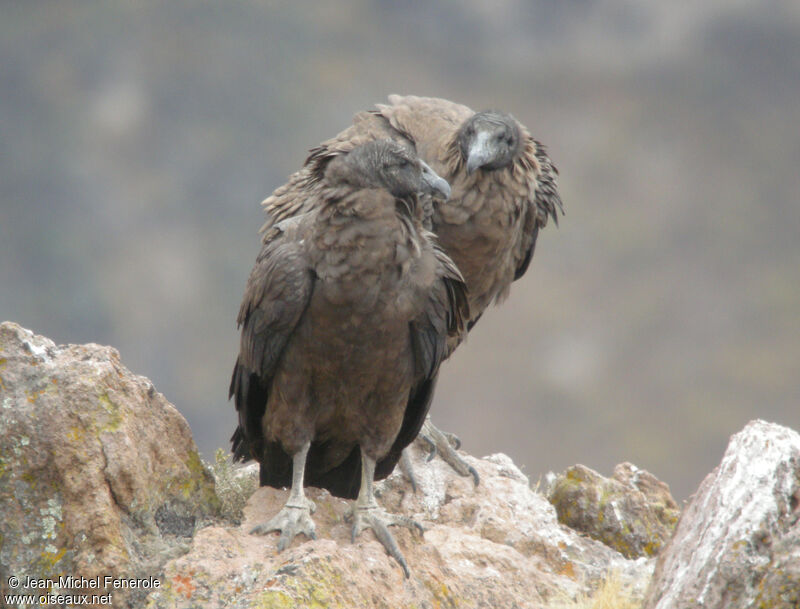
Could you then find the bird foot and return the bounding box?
[412,419,480,486]
[249,498,317,552]
[347,504,423,578]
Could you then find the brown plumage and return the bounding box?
[265,94,563,339]
[256,95,563,482]
[229,140,468,575]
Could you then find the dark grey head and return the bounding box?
[327,140,450,200]
[457,111,522,174]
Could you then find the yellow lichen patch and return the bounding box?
[278,559,348,609]
[424,577,461,608]
[185,450,209,483]
[66,425,85,443]
[565,468,590,483]
[98,393,122,432]
[161,449,220,520]
[251,590,296,609]
[643,540,661,557]
[37,546,67,574]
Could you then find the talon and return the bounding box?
[468,464,480,486]
[421,434,437,462]
[442,430,461,450]
[404,517,425,536]
[399,451,419,493]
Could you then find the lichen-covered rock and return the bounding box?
[644,419,800,609]
[146,445,653,609]
[751,523,800,609]
[0,322,220,608]
[546,462,679,559]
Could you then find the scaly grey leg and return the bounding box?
[250,441,317,551]
[349,448,423,578]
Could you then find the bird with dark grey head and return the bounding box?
[229,139,468,577]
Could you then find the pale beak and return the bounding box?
[466,131,493,175]
[419,160,451,200]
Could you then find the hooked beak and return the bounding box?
[419,160,451,200]
[465,131,493,175]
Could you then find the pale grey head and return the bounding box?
[326,140,450,201]
[457,111,522,174]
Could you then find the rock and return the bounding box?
[546,462,679,559]
[0,322,220,608]
[146,445,654,609]
[752,524,800,608]
[644,419,800,609]
[0,321,657,609]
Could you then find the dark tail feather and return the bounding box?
[258,441,294,489]
[230,426,250,462]
[305,445,363,499]
[229,359,269,464]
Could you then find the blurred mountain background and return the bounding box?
[2,0,798,500]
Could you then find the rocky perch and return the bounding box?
[0,322,220,608]
[1,322,798,608]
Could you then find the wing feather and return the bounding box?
[374,242,469,479]
[229,221,313,463]
[515,140,564,281]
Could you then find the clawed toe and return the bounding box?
[349,505,423,578]
[250,502,317,552]
[420,433,437,462]
[415,420,480,486]
[440,429,461,450]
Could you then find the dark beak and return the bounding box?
[465,131,493,175]
[419,160,451,200]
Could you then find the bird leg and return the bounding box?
[406,417,480,486]
[348,449,423,578]
[250,441,317,552]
